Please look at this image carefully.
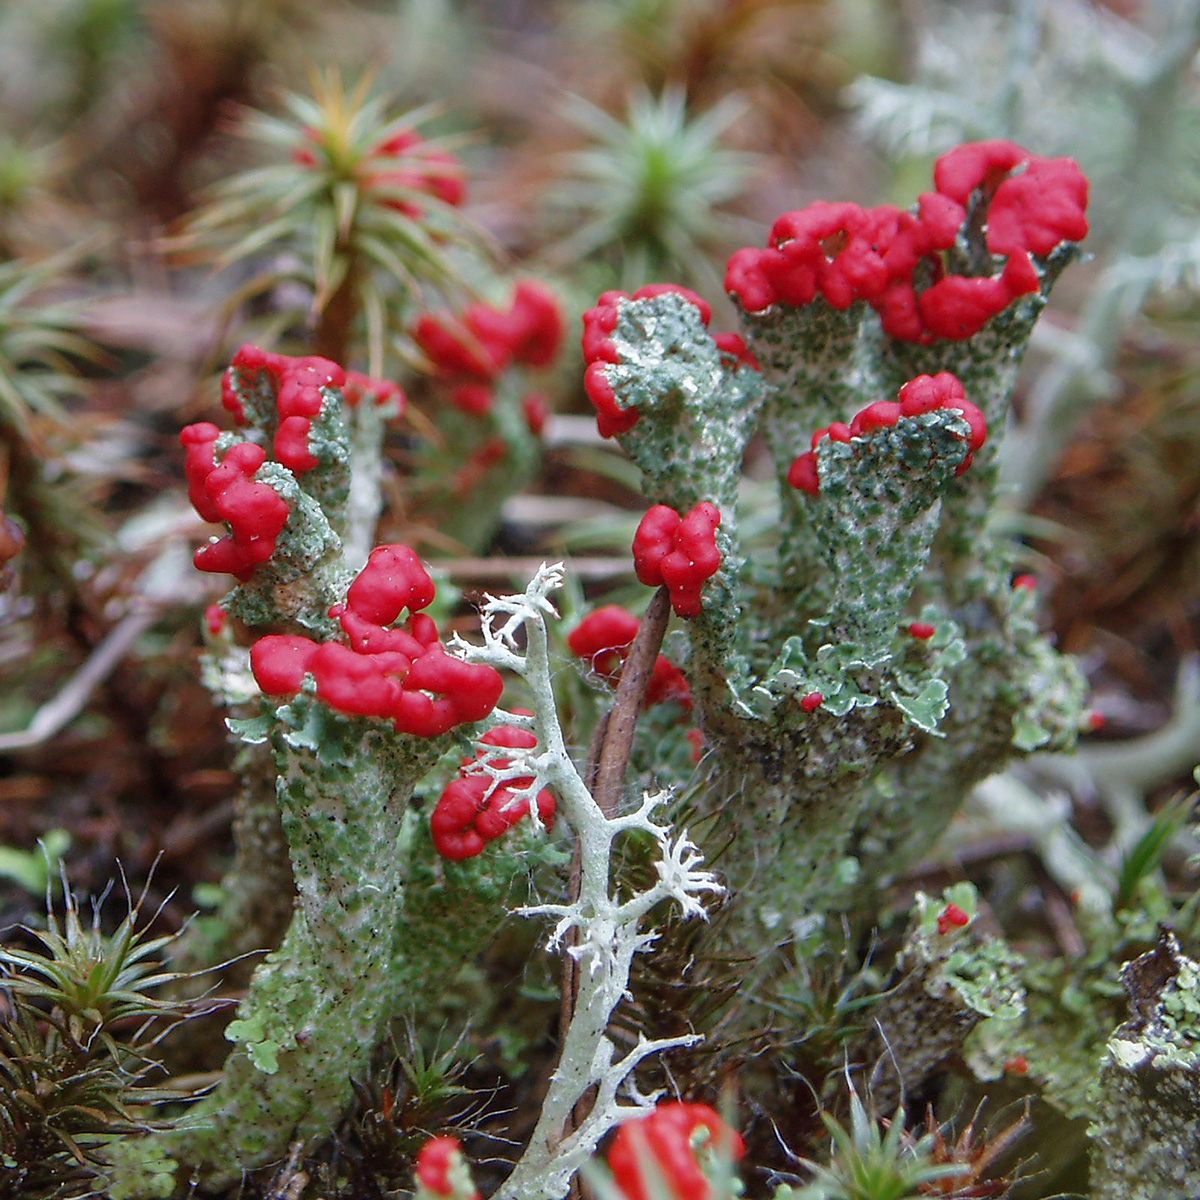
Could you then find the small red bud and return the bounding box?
[1004,1055,1029,1075]
[937,902,970,935]
[907,621,936,640]
[800,691,823,713]
[204,604,227,637]
[1012,573,1037,591]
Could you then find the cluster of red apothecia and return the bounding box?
[182,346,402,581]
[249,544,502,740]
[581,283,758,438]
[580,142,1086,440]
[412,1102,741,1200]
[413,1135,479,1200]
[787,372,986,496]
[429,713,556,861]
[567,605,692,711]
[413,279,563,432]
[293,124,467,216]
[632,502,723,619]
[726,139,1088,342]
[607,1103,744,1200]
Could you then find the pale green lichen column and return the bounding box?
[138,696,442,1192]
[1090,930,1200,1200]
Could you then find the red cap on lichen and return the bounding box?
[789,372,984,494]
[414,1135,479,1200]
[580,285,746,439]
[180,422,223,523]
[343,370,406,412]
[937,902,970,935]
[567,605,640,681]
[907,621,936,640]
[247,547,503,738]
[607,1102,743,1200]
[645,656,692,710]
[522,392,551,437]
[725,140,1087,344]
[414,280,563,389]
[204,604,227,637]
[898,372,985,469]
[567,605,691,711]
[220,345,348,475]
[189,440,290,582]
[251,634,321,695]
[800,691,823,713]
[632,502,722,619]
[430,717,555,860]
[345,544,436,624]
[712,331,760,371]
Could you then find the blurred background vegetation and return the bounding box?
[1,1,1200,1196]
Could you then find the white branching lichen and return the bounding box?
[456,564,723,1200]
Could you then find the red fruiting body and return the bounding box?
[711,332,760,371]
[725,140,1087,343]
[522,392,551,436]
[343,370,406,412]
[247,546,503,737]
[607,1103,744,1200]
[632,502,722,618]
[645,656,693,710]
[251,635,322,695]
[413,280,564,391]
[937,902,971,935]
[451,437,509,500]
[345,544,436,624]
[580,284,753,438]
[221,345,348,475]
[567,605,640,681]
[1086,710,1106,732]
[450,382,493,417]
[787,451,820,495]
[430,718,555,861]
[584,359,639,438]
[415,1136,459,1196]
[224,344,344,421]
[414,1135,478,1199]
[274,415,319,473]
[1004,1055,1029,1075]
[1012,574,1037,591]
[800,691,823,713]
[334,126,469,217]
[788,373,985,494]
[182,432,290,582]
[686,728,705,764]
[180,422,222,523]
[204,604,227,637]
[567,606,691,710]
[907,621,936,640]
